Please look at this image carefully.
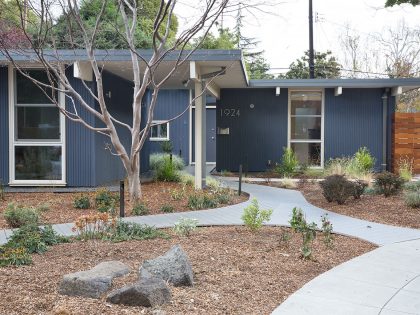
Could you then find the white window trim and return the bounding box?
[288,88,325,168]
[8,65,66,186]
[149,120,170,141]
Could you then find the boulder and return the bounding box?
[58,261,131,298]
[139,245,193,286]
[106,273,171,307]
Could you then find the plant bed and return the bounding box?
[0,226,375,315]
[299,182,420,229]
[0,182,248,229]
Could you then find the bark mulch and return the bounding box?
[0,182,248,229]
[0,226,375,315]
[298,182,420,229]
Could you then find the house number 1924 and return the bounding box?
[221,108,240,117]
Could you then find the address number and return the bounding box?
[221,108,240,117]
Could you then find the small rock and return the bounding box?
[139,245,193,287]
[106,275,171,307]
[58,261,131,298]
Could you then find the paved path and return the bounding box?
[1,181,420,314]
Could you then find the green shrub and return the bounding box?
[206,177,222,191]
[161,140,173,154]
[374,172,404,197]
[180,173,194,186]
[352,180,368,199]
[173,217,199,237]
[319,175,354,204]
[132,203,149,216]
[154,155,181,182]
[354,147,376,172]
[0,246,32,267]
[276,147,299,177]
[95,188,118,213]
[150,153,185,171]
[161,204,174,213]
[241,199,273,232]
[187,193,218,210]
[364,186,379,195]
[216,190,232,204]
[321,213,334,248]
[0,180,5,201]
[398,157,413,182]
[403,181,420,192]
[4,204,39,228]
[103,221,169,242]
[300,221,318,260]
[404,191,420,208]
[170,188,185,201]
[289,207,305,231]
[73,194,91,209]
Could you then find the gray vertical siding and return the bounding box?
[0,67,9,185]
[324,88,384,169]
[65,66,96,186]
[387,94,396,171]
[216,88,288,172]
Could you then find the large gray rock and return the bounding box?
[139,245,193,286]
[59,261,131,298]
[106,270,171,307]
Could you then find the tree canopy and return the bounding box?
[280,51,341,79]
[54,0,178,49]
[385,0,419,6]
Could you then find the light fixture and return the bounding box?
[275,87,281,96]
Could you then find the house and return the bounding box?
[0,49,420,188]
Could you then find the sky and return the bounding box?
[174,0,420,77]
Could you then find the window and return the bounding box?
[150,121,169,141]
[289,91,323,167]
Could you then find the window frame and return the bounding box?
[149,120,170,142]
[288,89,325,168]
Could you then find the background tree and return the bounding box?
[193,27,238,49]
[280,50,341,79]
[385,0,419,6]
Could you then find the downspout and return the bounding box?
[381,89,389,172]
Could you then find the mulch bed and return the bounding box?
[0,182,248,229]
[298,182,420,229]
[0,226,375,315]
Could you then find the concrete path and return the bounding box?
[1,181,420,314]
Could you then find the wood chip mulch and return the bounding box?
[0,226,375,315]
[0,182,248,229]
[297,182,420,229]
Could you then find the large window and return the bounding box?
[289,91,323,167]
[150,121,169,141]
[10,69,65,185]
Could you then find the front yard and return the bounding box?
[0,226,375,315]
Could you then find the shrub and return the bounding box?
[289,207,305,231]
[241,199,273,232]
[72,213,116,240]
[95,188,118,213]
[276,147,299,177]
[404,191,420,208]
[321,213,333,248]
[4,204,39,228]
[325,158,350,176]
[36,203,50,213]
[398,157,413,182]
[364,186,379,195]
[73,194,91,209]
[354,147,376,172]
[154,155,181,182]
[352,180,368,199]
[173,217,199,237]
[161,204,174,213]
[215,189,232,204]
[206,177,223,191]
[319,175,354,204]
[300,221,317,259]
[170,188,185,201]
[103,221,169,242]
[0,180,5,201]
[180,173,194,186]
[149,153,184,171]
[132,203,149,216]
[161,140,173,154]
[0,247,32,267]
[374,172,404,197]
[404,181,420,192]
[280,178,297,189]
[303,168,325,178]
[187,193,218,210]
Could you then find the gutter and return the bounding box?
[382,89,389,171]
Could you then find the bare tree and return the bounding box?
[0,0,260,203]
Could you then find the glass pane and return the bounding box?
[16,70,58,104]
[151,126,158,138]
[291,143,321,166]
[159,124,168,138]
[15,146,62,180]
[291,116,321,140]
[17,106,60,140]
[291,91,322,115]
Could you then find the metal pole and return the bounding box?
[309,0,315,79]
[119,180,125,218]
[238,164,243,196]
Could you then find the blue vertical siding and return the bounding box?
[324,88,384,169]
[142,89,190,165]
[216,88,288,172]
[65,66,96,186]
[0,67,9,185]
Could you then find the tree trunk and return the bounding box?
[127,164,141,205]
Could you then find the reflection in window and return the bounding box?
[150,122,169,141]
[17,106,60,140]
[15,146,62,180]
[16,70,58,104]
[291,143,321,166]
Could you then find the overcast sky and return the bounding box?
[174,0,420,76]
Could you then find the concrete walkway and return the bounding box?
[1,181,420,314]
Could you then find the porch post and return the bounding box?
[194,80,207,189]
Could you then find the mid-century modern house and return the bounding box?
[1,49,420,188]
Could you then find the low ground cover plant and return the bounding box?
[173,217,199,237]
[72,213,116,240]
[4,204,40,228]
[374,172,404,197]
[132,203,149,216]
[95,188,118,213]
[242,199,273,232]
[161,204,174,213]
[103,221,168,242]
[73,194,91,209]
[0,246,32,266]
[188,192,218,210]
[403,181,420,208]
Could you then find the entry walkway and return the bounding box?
[1,182,420,314]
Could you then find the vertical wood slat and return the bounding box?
[393,113,420,174]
